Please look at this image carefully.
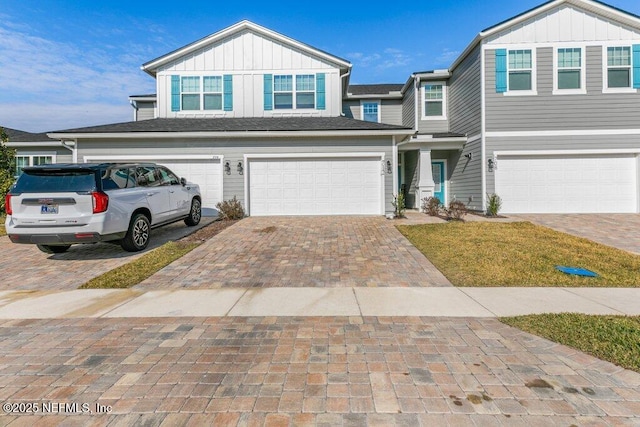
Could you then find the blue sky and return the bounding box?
[1,0,639,132]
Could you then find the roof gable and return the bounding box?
[142,20,351,76]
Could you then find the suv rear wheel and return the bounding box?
[37,244,71,254]
[184,198,202,226]
[120,213,150,252]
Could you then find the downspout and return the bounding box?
[61,139,77,163]
[414,75,419,134]
[129,99,138,121]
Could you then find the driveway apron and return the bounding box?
[136,216,451,289]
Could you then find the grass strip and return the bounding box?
[79,241,199,289]
[0,215,5,236]
[502,314,640,373]
[397,221,640,287]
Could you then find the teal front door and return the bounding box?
[431,161,445,204]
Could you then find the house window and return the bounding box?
[180,76,200,110]
[203,76,223,110]
[361,101,380,122]
[508,50,533,91]
[557,48,583,91]
[274,75,293,109]
[15,154,53,177]
[296,75,315,109]
[422,83,446,119]
[607,46,632,88]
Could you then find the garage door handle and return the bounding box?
[146,192,156,197]
[169,190,175,193]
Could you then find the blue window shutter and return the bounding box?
[171,75,180,112]
[264,74,273,111]
[316,73,326,110]
[495,49,507,93]
[633,45,640,89]
[223,75,233,111]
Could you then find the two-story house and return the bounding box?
[11,0,640,215]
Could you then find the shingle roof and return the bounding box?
[51,117,411,134]
[347,84,404,96]
[2,127,54,142]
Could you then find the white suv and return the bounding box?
[5,163,202,253]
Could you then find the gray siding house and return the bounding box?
[9,0,640,215]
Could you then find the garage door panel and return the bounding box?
[496,154,637,213]
[249,157,382,216]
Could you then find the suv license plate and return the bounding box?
[41,204,59,214]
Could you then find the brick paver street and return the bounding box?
[136,216,451,289]
[1,316,639,426]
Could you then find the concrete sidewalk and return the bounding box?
[1,287,638,319]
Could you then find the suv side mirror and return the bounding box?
[180,177,187,186]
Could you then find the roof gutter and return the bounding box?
[48,129,415,140]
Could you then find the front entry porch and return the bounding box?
[397,134,466,210]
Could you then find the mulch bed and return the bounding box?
[180,219,239,243]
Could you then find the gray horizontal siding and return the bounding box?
[77,137,395,214]
[485,134,640,193]
[449,139,482,211]
[402,85,415,128]
[135,102,155,121]
[342,100,358,119]
[486,46,640,131]
[17,147,73,164]
[342,99,403,126]
[449,45,481,137]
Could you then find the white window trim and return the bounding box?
[15,152,56,176]
[602,44,638,94]
[273,74,316,110]
[553,46,587,95]
[504,48,537,96]
[421,81,447,120]
[602,42,638,93]
[360,99,381,123]
[178,74,225,112]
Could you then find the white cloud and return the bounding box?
[0,20,155,132]
[346,48,413,70]
[435,48,461,66]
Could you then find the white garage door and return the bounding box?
[248,157,383,216]
[495,154,638,213]
[86,157,222,210]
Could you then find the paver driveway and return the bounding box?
[514,214,640,255]
[136,216,451,289]
[0,218,215,291]
[1,316,639,425]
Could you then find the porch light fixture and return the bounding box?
[224,161,231,175]
[464,153,473,160]
[487,158,495,172]
[385,160,392,174]
[237,161,244,175]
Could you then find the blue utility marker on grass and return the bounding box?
[555,266,598,277]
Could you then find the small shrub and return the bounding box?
[444,200,467,221]
[422,196,442,216]
[216,196,245,220]
[486,193,502,217]
[392,192,406,218]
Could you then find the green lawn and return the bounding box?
[0,216,5,236]
[397,222,640,287]
[80,241,199,289]
[502,314,640,373]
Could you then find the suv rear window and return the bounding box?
[12,169,97,193]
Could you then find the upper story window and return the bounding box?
[422,82,446,120]
[508,50,533,91]
[607,46,632,89]
[171,74,232,112]
[264,73,325,111]
[273,74,315,109]
[361,101,380,123]
[555,47,585,93]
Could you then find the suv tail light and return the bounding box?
[92,191,109,214]
[5,194,11,216]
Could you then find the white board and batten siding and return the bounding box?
[155,30,342,118]
[246,154,385,216]
[485,4,640,45]
[83,155,224,211]
[495,153,639,213]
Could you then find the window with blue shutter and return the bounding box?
[316,73,326,110]
[264,74,273,110]
[223,75,233,111]
[495,49,507,93]
[633,45,640,89]
[171,75,180,111]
